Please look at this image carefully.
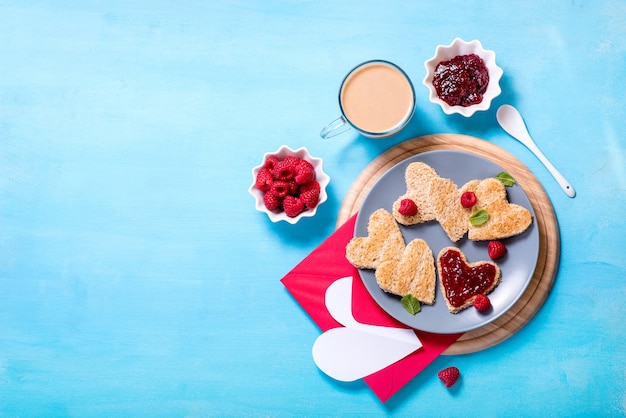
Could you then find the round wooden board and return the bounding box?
[336,134,560,355]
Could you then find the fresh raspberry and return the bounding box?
[283,156,301,167]
[287,180,299,195]
[437,366,460,388]
[473,294,491,312]
[272,160,297,181]
[398,199,418,216]
[263,155,280,170]
[295,160,316,185]
[263,192,281,211]
[487,241,507,259]
[300,180,320,194]
[255,168,273,191]
[270,181,290,197]
[460,191,477,208]
[283,195,305,218]
[300,187,320,209]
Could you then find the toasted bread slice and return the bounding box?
[437,247,501,314]
[461,178,533,240]
[346,208,405,269]
[429,177,469,242]
[346,208,436,304]
[392,162,438,225]
[376,238,436,304]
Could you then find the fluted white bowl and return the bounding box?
[423,38,503,117]
[248,146,330,224]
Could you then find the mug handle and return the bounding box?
[320,116,351,139]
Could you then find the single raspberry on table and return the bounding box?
[437,366,460,388]
[263,192,282,211]
[487,241,507,259]
[283,195,305,218]
[473,294,491,312]
[398,199,418,216]
[255,168,273,191]
[460,191,477,208]
[295,160,316,185]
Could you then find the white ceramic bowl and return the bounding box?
[248,145,330,224]
[423,38,503,117]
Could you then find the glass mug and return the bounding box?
[320,60,416,139]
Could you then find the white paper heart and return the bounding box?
[312,277,422,382]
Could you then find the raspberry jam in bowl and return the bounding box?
[423,38,503,117]
[248,145,330,224]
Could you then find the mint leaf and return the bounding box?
[495,172,516,186]
[401,294,421,315]
[469,209,489,226]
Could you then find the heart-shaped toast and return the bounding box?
[392,162,469,242]
[392,162,439,225]
[428,177,469,242]
[460,178,533,240]
[346,209,405,269]
[346,209,436,304]
[376,239,436,305]
[437,247,501,313]
[394,162,533,242]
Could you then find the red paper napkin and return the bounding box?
[281,214,462,402]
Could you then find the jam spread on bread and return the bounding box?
[438,248,499,310]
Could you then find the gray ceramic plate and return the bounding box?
[355,150,539,334]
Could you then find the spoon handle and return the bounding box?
[524,140,576,198]
[497,105,576,198]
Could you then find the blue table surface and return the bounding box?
[1,1,625,416]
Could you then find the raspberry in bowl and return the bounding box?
[248,146,330,224]
[423,38,503,117]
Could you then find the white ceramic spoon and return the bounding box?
[496,104,575,198]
